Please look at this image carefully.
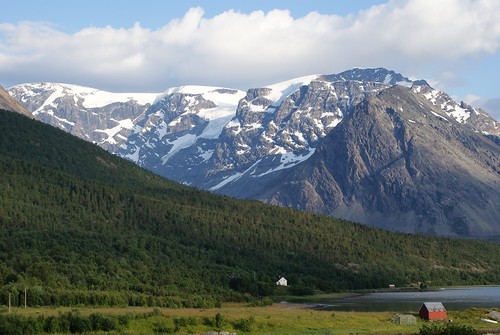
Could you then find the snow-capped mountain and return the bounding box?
[8,68,500,237]
[117,69,415,189]
[8,82,158,151]
[119,85,246,178]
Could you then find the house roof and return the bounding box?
[421,302,446,312]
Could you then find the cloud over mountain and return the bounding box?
[1,0,499,95]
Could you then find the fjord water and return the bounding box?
[317,286,500,312]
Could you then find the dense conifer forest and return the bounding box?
[0,109,499,308]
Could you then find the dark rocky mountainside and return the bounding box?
[244,86,500,237]
[0,85,32,117]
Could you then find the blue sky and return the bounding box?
[1,0,499,118]
[1,1,388,32]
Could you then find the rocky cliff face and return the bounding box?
[249,86,500,237]
[8,68,500,237]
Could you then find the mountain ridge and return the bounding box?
[7,67,500,237]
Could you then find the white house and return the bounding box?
[276,277,287,286]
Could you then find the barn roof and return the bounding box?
[421,302,446,312]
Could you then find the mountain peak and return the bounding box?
[317,67,413,87]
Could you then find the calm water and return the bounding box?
[310,286,500,312]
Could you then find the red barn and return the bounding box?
[419,302,447,320]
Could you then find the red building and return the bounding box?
[419,302,447,320]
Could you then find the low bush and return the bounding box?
[233,316,255,332]
[419,323,477,335]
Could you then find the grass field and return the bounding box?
[3,302,499,335]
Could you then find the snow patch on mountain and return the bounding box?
[11,82,159,109]
[264,74,319,104]
[253,150,316,178]
[46,110,75,126]
[422,88,471,123]
[209,171,245,191]
[52,83,158,108]
[35,85,64,114]
[161,133,198,164]
[431,110,449,121]
[199,148,214,161]
[95,118,135,145]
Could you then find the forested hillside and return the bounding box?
[0,109,499,308]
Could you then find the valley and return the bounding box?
[1,69,499,335]
[2,2,500,334]
[1,108,499,306]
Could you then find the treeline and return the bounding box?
[0,309,259,335]
[0,109,500,307]
[0,310,133,334]
[0,286,221,309]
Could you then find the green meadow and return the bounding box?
[2,302,498,335]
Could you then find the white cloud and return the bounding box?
[0,0,499,93]
[463,94,483,106]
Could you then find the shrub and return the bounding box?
[173,316,198,331]
[419,323,477,335]
[89,312,117,331]
[215,312,224,329]
[233,317,255,332]
[68,313,91,333]
[44,315,69,333]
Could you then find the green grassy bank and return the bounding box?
[1,303,498,335]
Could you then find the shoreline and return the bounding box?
[277,285,500,312]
